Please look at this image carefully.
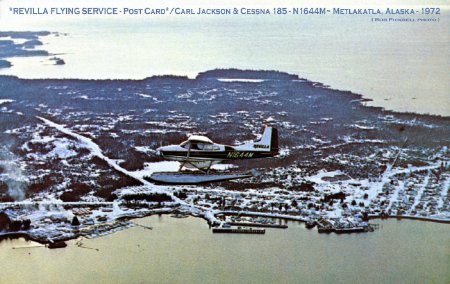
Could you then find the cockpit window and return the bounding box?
[180,141,201,150]
[180,141,220,150]
[180,141,189,149]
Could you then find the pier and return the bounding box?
[212,227,265,234]
[228,222,287,229]
[334,227,367,234]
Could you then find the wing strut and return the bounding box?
[178,142,213,174]
[179,142,192,171]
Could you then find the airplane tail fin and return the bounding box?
[253,126,279,155]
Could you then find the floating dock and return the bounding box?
[228,222,287,229]
[212,227,265,234]
[334,227,367,234]
[318,225,371,234]
[147,172,253,185]
[317,226,335,234]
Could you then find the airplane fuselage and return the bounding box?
[158,145,274,162]
[155,126,278,171]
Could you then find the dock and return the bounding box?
[228,222,287,229]
[334,227,367,234]
[317,226,335,234]
[317,224,375,234]
[212,227,265,234]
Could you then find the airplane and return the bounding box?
[155,126,279,173]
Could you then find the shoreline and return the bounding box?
[0,74,449,120]
[1,73,448,118]
[216,210,450,225]
[369,214,450,224]
[2,213,449,284]
[1,210,448,246]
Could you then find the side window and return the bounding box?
[213,145,220,151]
[204,144,220,151]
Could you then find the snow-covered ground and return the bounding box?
[0,100,447,243]
[0,99,15,105]
[0,52,448,242]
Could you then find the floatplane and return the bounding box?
[148,126,279,184]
